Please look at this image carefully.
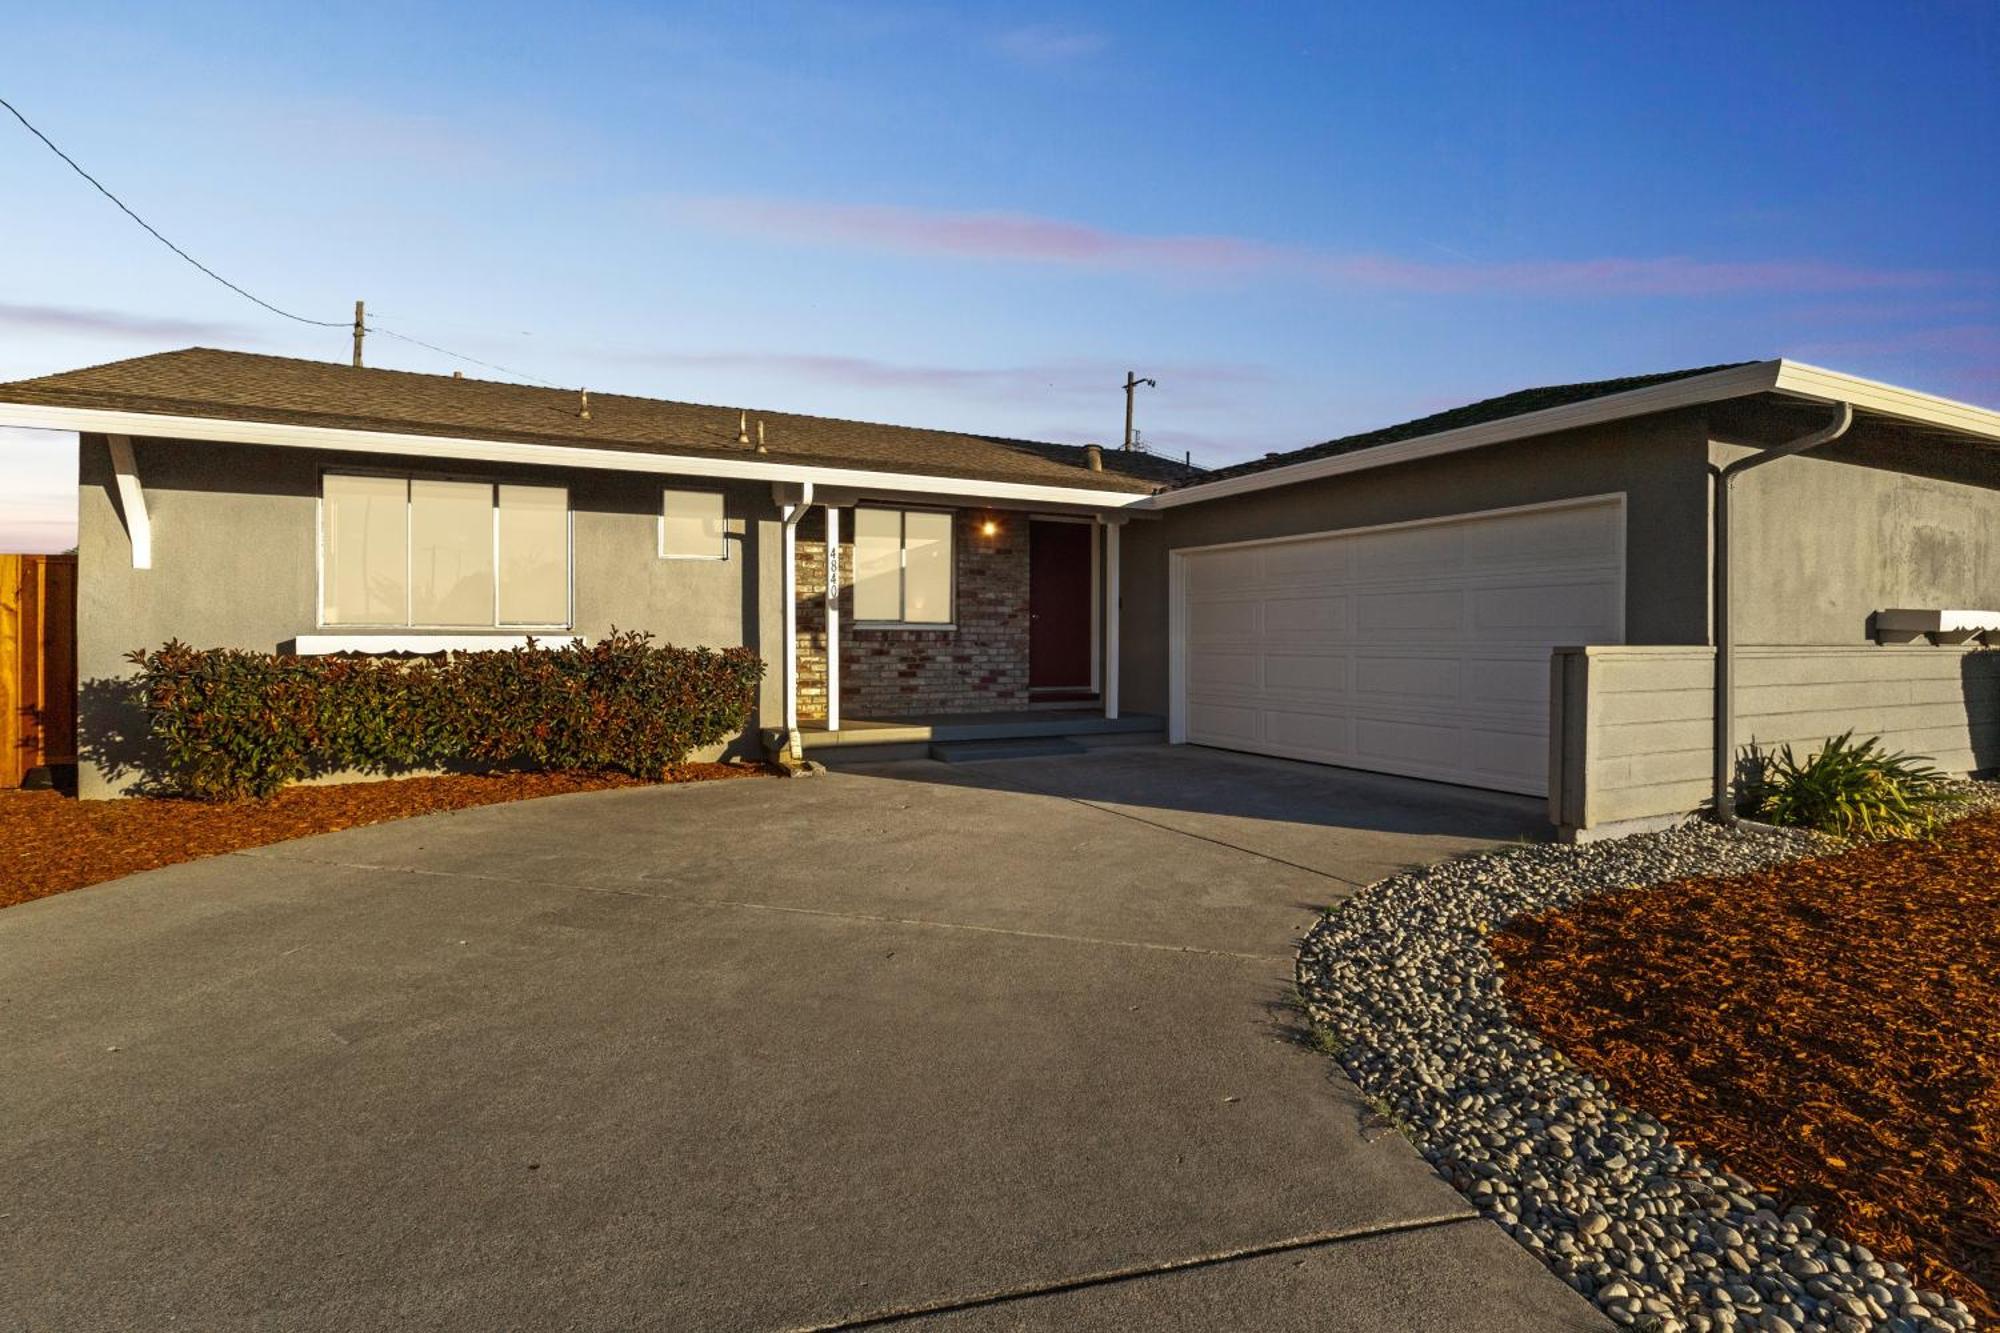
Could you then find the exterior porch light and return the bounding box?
[979,516,1000,538]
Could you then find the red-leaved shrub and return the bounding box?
[126,632,763,799]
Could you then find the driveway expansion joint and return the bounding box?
[785,1212,1480,1331]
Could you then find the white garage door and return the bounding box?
[1173,497,1625,795]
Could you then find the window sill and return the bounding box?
[289,632,582,656]
[852,623,958,633]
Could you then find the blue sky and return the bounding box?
[3,0,1996,548]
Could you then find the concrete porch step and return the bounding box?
[800,710,1164,768]
[928,737,1087,763]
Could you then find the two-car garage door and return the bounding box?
[1173,497,1625,795]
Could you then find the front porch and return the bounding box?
[799,708,1164,765]
[776,485,1134,750]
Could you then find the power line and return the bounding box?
[1,94,347,329]
[0,93,564,385]
[363,324,560,387]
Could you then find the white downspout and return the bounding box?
[779,482,814,756]
[824,501,841,732]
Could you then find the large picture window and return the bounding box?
[853,508,953,626]
[321,473,571,628]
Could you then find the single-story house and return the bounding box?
[2,349,1995,837]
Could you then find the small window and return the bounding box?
[853,508,954,626]
[660,489,728,559]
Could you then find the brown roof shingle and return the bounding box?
[0,347,1194,494]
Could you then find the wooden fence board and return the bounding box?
[1,554,78,786]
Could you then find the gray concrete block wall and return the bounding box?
[76,433,782,796]
[1550,645,2000,835]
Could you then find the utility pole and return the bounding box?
[1128,368,1160,452]
[352,300,365,368]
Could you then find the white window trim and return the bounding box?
[658,487,730,561]
[851,505,957,630]
[316,467,575,632]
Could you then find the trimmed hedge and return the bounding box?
[126,632,764,800]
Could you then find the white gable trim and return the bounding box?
[1142,359,2000,510]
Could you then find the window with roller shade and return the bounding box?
[852,508,954,626]
[320,472,571,628]
[659,489,728,559]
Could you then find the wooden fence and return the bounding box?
[1,553,77,787]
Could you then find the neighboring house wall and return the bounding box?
[1550,644,2000,838]
[794,507,1032,719]
[1116,409,1714,717]
[76,434,783,796]
[1712,425,2000,646]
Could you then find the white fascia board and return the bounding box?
[0,402,1153,512]
[1770,360,2000,442]
[1139,361,1787,509]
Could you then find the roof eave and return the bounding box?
[1140,362,1788,509]
[0,400,1159,510]
[1769,359,2000,441]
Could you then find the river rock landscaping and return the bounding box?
[1297,817,1986,1333]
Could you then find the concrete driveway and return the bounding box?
[1,746,1607,1332]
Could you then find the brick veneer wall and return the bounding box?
[795,508,1032,720]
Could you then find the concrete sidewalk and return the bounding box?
[0,748,1607,1331]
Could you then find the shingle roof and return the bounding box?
[0,347,1193,494]
[1183,363,1753,487]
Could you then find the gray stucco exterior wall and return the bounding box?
[1115,409,1715,718]
[77,434,784,796]
[1711,426,2000,645]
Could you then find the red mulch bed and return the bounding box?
[1492,811,2000,1322]
[0,765,777,911]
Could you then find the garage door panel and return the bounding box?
[1464,657,1554,709]
[1471,580,1619,635]
[1261,708,1353,755]
[1261,653,1347,694]
[1353,655,1460,703]
[1355,588,1463,634]
[1262,594,1348,639]
[1189,650,1259,689]
[1189,597,1259,641]
[1354,715,1464,768]
[1187,701,1260,746]
[1468,727,1547,785]
[1176,498,1624,795]
[1263,539,1349,582]
[1466,504,1621,568]
[1350,524,1464,579]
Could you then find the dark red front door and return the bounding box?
[1029,520,1094,690]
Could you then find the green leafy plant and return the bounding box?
[126,632,764,800]
[1753,730,1953,839]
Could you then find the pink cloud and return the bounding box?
[0,301,249,343]
[609,349,1270,408]
[677,197,1973,297]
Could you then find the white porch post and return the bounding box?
[824,502,841,731]
[782,511,798,736]
[776,481,814,751]
[1103,517,1122,720]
